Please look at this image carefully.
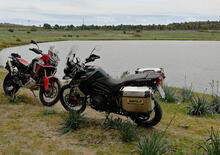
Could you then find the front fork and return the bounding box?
[43,69,49,91]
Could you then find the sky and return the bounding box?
[0,0,220,25]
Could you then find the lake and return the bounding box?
[0,40,220,94]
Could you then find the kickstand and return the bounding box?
[31,90,37,98]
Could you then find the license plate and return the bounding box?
[157,85,165,99]
[127,98,144,105]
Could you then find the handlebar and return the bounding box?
[29,48,43,55]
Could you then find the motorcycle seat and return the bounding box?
[103,73,148,88]
[103,72,161,89]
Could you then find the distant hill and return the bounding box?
[0,23,26,27]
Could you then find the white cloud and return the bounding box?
[0,0,219,24]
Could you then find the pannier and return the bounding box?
[121,86,154,113]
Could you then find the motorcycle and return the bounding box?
[3,40,61,106]
[59,47,165,128]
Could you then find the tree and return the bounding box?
[54,24,60,30]
[43,23,51,29]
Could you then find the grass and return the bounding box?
[59,111,87,134]
[187,95,213,116]
[212,96,220,114]
[119,121,137,143]
[181,85,194,103]
[103,114,137,142]
[138,131,168,155]
[1,26,220,50]
[200,127,220,155]
[164,86,178,103]
[0,68,220,154]
[103,114,123,129]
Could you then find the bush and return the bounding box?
[8,29,14,32]
[26,31,31,34]
[200,127,220,155]
[30,27,37,31]
[59,112,87,134]
[187,96,213,116]
[16,38,21,42]
[211,96,220,114]
[181,85,194,102]
[103,114,123,129]
[119,121,137,143]
[138,131,168,155]
[164,86,178,103]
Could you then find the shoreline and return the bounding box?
[1,29,220,51]
[1,39,220,51]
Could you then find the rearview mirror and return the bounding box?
[85,54,100,63]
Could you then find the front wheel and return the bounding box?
[3,73,20,96]
[59,84,87,113]
[39,78,61,106]
[131,100,163,128]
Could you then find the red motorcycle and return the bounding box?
[3,40,61,106]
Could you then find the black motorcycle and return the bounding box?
[59,47,165,128]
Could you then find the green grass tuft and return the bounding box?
[119,121,137,143]
[200,127,220,155]
[211,96,220,114]
[103,114,137,142]
[103,114,123,129]
[164,86,178,103]
[187,95,213,116]
[181,85,194,103]
[59,111,87,134]
[138,131,168,155]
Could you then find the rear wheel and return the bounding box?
[59,84,87,113]
[131,100,162,128]
[3,73,20,96]
[39,78,61,106]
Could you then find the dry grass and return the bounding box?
[0,68,220,154]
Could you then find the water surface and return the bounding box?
[0,41,220,93]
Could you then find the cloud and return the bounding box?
[0,0,219,25]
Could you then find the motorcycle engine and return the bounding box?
[23,77,36,89]
[90,94,106,111]
[19,73,36,89]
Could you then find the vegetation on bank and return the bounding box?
[1,22,220,50]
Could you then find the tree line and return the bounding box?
[43,20,220,31]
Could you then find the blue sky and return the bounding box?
[0,0,220,25]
